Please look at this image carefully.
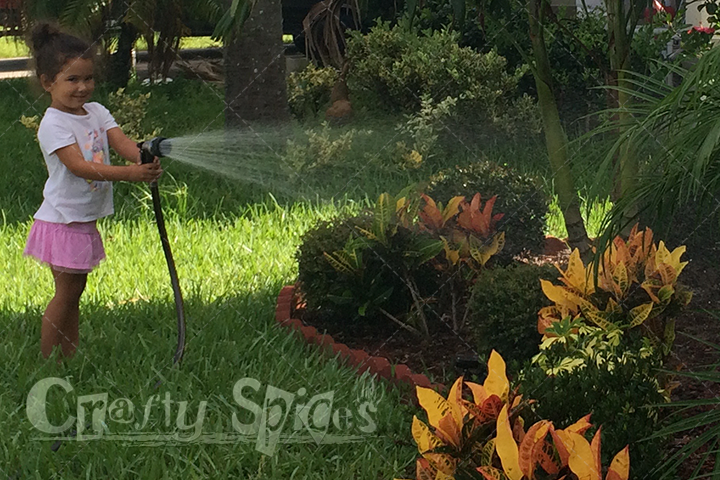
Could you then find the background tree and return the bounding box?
[21,0,220,87]
[409,0,592,255]
[216,0,289,126]
[525,0,592,257]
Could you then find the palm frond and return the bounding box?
[643,310,720,479]
[589,46,720,265]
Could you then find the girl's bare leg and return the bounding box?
[41,267,86,360]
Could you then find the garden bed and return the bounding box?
[280,233,720,475]
[288,239,573,386]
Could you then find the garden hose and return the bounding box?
[138,137,187,370]
[51,137,186,453]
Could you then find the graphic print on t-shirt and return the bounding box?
[82,127,106,191]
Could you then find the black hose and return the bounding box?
[51,141,186,453]
[147,177,187,369]
[140,147,186,373]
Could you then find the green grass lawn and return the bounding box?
[0,73,610,478]
[0,35,294,59]
[0,77,417,478]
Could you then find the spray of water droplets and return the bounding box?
[157,127,300,194]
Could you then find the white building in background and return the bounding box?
[551,0,713,29]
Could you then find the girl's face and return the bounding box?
[41,57,95,115]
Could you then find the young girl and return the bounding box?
[24,23,163,361]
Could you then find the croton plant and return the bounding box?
[396,351,630,480]
[537,225,691,355]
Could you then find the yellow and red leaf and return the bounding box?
[484,350,510,402]
[606,446,630,480]
[495,405,523,480]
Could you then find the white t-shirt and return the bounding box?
[34,102,119,224]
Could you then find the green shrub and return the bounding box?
[106,87,162,143]
[295,189,508,336]
[345,21,528,123]
[427,160,548,264]
[519,333,668,480]
[295,212,440,328]
[468,262,555,371]
[284,121,359,174]
[287,64,338,119]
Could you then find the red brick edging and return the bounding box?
[274,237,571,401]
[275,284,445,399]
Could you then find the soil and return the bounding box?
[292,235,720,476]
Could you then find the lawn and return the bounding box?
[0,77,416,478]
[0,72,611,478]
[0,35,294,59]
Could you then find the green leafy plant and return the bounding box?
[284,121,363,174]
[106,88,162,142]
[345,20,527,123]
[295,212,392,324]
[287,64,339,119]
[296,188,506,337]
[519,329,669,480]
[427,160,548,264]
[321,190,444,336]
[468,262,556,371]
[394,93,458,169]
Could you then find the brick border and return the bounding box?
[275,284,445,400]
[275,237,569,402]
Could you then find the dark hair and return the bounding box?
[29,22,95,81]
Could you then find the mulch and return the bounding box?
[291,234,720,475]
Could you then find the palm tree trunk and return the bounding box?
[108,21,138,88]
[606,0,638,232]
[529,0,591,258]
[224,0,289,126]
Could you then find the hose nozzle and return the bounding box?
[138,137,170,164]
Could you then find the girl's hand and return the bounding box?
[126,161,162,182]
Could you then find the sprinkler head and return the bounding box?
[138,137,170,163]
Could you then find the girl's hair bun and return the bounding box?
[30,23,61,53]
[28,22,93,81]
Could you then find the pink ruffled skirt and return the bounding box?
[24,219,105,274]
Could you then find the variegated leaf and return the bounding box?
[466,381,488,405]
[606,446,630,480]
[591,427,602,478]
[518,420,551,478]
[495,405,523,480]
[566,414,593,435]
[536,439,560,474]
[323,251,355,274]
[480,438,496,466]
[628,303,653,328]
[412,416,443,453]
[416,457,436,480]
[566,432,600,480]
[476,466,506,480]
[425,452,458,476]
[611,261,629,297]
[484,350,509,402]
[436,412,462,448]
[442,196,464,223]
[416,386,451,429]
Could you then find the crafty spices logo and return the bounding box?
[27,377,378,455]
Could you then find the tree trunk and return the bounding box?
[224,0,289,126]
[606,0,638,232]
[529,0,591,258]
[107,21,138,89]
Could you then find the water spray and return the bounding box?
[138,137,186,370]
